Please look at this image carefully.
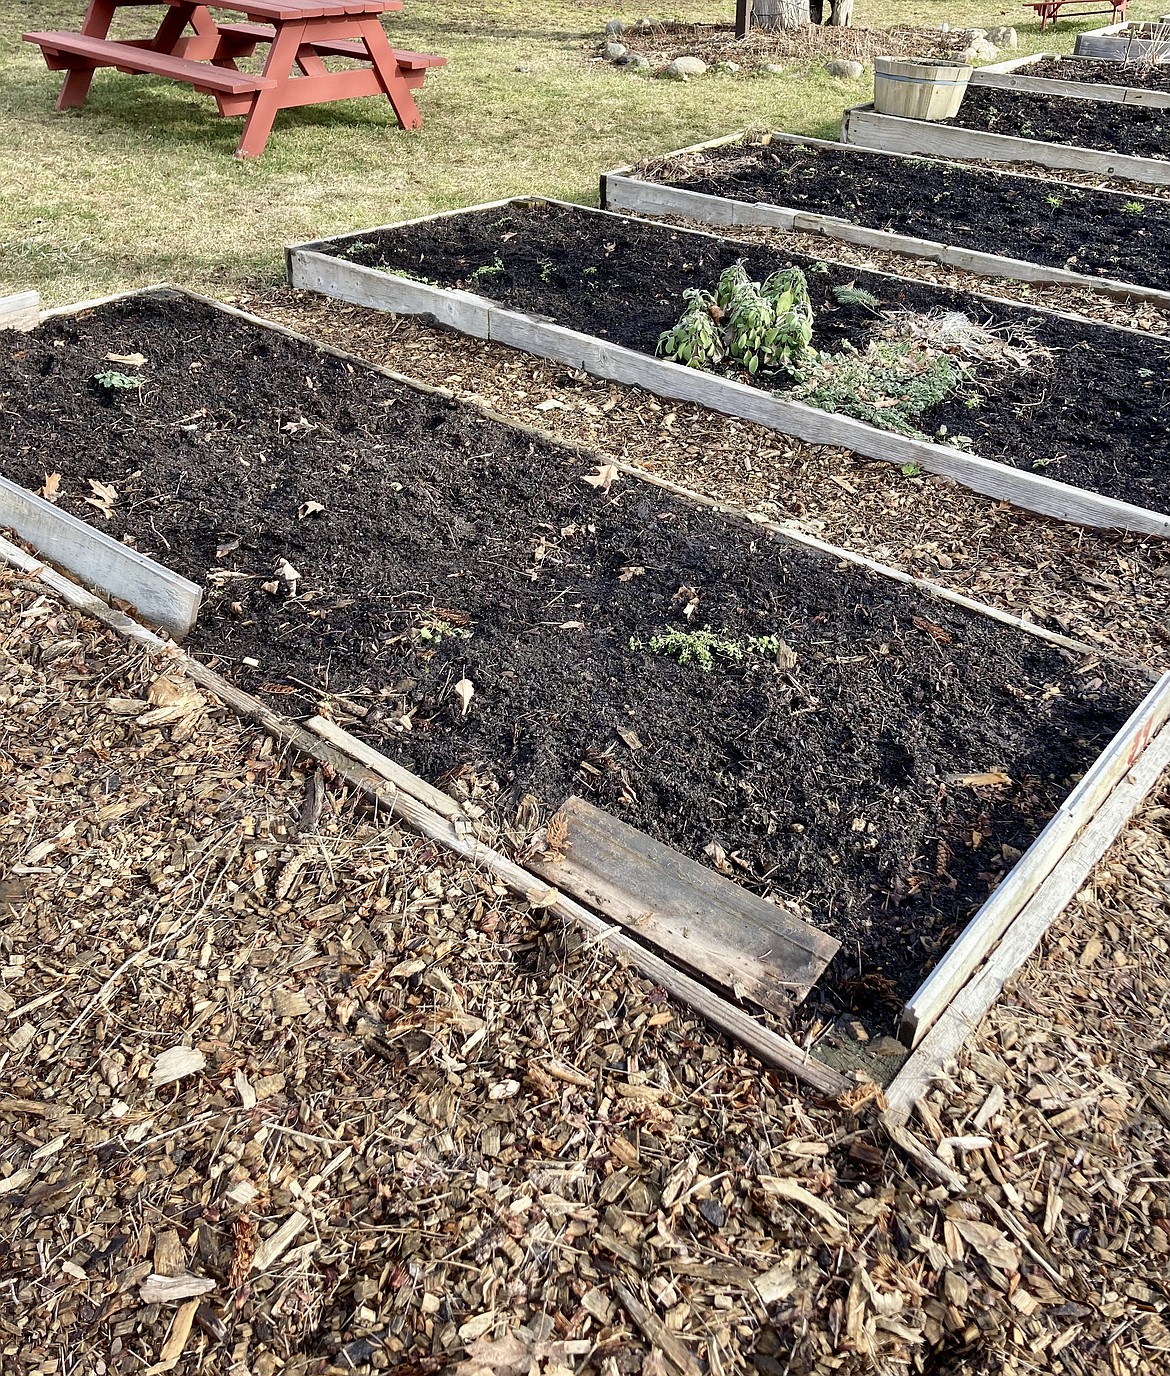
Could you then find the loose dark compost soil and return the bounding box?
[324,201,1170,512]
[1024,56,1170,90]
[947,86,1170,161]
[0,294,1144,1018]
[634,139,1169,292]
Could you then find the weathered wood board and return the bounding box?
[1074,22,1170,60]
[600,132,1170,311]
[0,474,202,639]
[527,796,840,1016]
[0,291,40,332]
[840,103,1170,189]
[973,52,1170,107]
[899,671,1170,1045]
[288,198,1170,539]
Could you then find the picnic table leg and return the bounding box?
[235,20,307,159]
[56,0,116,109]
[355,17,423,131]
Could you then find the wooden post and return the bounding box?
[734,0,753,38]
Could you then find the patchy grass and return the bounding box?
[1,0,1162,303]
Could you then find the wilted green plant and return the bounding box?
[832,284,883,310]
[630,627,789,671]
[656,288,724,369]
[795,339,969,437]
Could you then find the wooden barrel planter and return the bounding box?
[874,57,972,120]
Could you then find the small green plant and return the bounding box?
[656,288,725,369]
[469,254,505,283]
[1124,201,1145,215]
[416,615,469,646]
[343,240,375,258]
[630,627,787,671]
[1045,195,1062,209]
[539,260,555,283]
[832,284,883,311]
[92,370,143,391]
[963,393,982,409]
[900,463,922,477]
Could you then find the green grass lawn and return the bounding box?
[0,0,1161,304]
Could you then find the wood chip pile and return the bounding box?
[3,560,1170,1375]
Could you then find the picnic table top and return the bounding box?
[105,0,402,16]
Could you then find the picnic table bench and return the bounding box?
[25,0,445,158]
[1024,0,1128,31]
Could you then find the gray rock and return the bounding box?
[962,37,999,62]
[963,26,988,39]
[635,17,655,32]
[604,41,628,61]
[604,18,625,35]
[627,52,650,69]
[764,62,786,74]
[986,25,1018,48]
[826,58,865,79]
[664,55,708,78]
[714,59,741,73]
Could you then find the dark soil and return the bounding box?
[0,293,1144,1018]
[635,138,1169,291]
[1025,56,1170,90]
[947,86,1170,161]
[327,200,1170,513]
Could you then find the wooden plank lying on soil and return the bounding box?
[287,207,1170,539]
[885,702,1170,1124]
[0,529,851,1098]
[599,133,1170,311]
[0,475,201,640]
[973,53,1170,107]
[840,103,1170,189]
[0,291,40,331]
[309,713,463,821]
[527,796,840,1017]
[899,670,1170,1046]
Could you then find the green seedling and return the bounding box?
[469,254,505,283]
[93,370,143,391]
[1124,201,1145,215]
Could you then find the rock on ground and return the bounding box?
[604,41,627,61]
[826,58,865,79]
[664,55,707,78]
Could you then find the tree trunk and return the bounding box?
[828,0,855,26]
[809,0,825,23]
[752,0,811,32]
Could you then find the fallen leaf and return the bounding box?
[454,678,474,716]
[581,464,620,494]
[84,478,118,519]
[275,557,301,594]
[952,1218,1020,1273]
[106,351,147,368]
[618,565,645,582]
[150,1045,206,1089]
[297,501,325,520]
[948,770,1012,789]
[39,473,61,503]
[534,398,568,412]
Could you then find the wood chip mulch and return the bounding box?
[3,544,1169,1375]
[246,264,1170,678]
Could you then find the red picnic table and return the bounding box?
[25,0,445,158]
[1024,0,1128,30]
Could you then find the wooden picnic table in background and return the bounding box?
[25,0,446,158]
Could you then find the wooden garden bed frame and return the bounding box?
[4,288,1169,1143]
[287,197,1170,540]
[973,52,1170,107]
[840,101,1170,189]
[1073,21,1170,60]
[600,132,1170,311]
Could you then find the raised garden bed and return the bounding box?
[974,52,1170,105]
[3,287,1167,1058]
[602,132,1170,307]
[841,100,1170,189]
[289,198,1170,538]
[947,84,1170,161]
[1074,21,1170,61]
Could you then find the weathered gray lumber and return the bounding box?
[840,103,1170,189]
[886,698,1170,1121]
[527,796,840,1016]
[287,201,1170,539]
[309,713,463,820]
[972,52,1170,107]
[1074,22,1170,60]
[600,160,1170,312]
[0,529,851,1097]
[0,475,201,639]
[899,671,1170,1046]
[0,291,40,332]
